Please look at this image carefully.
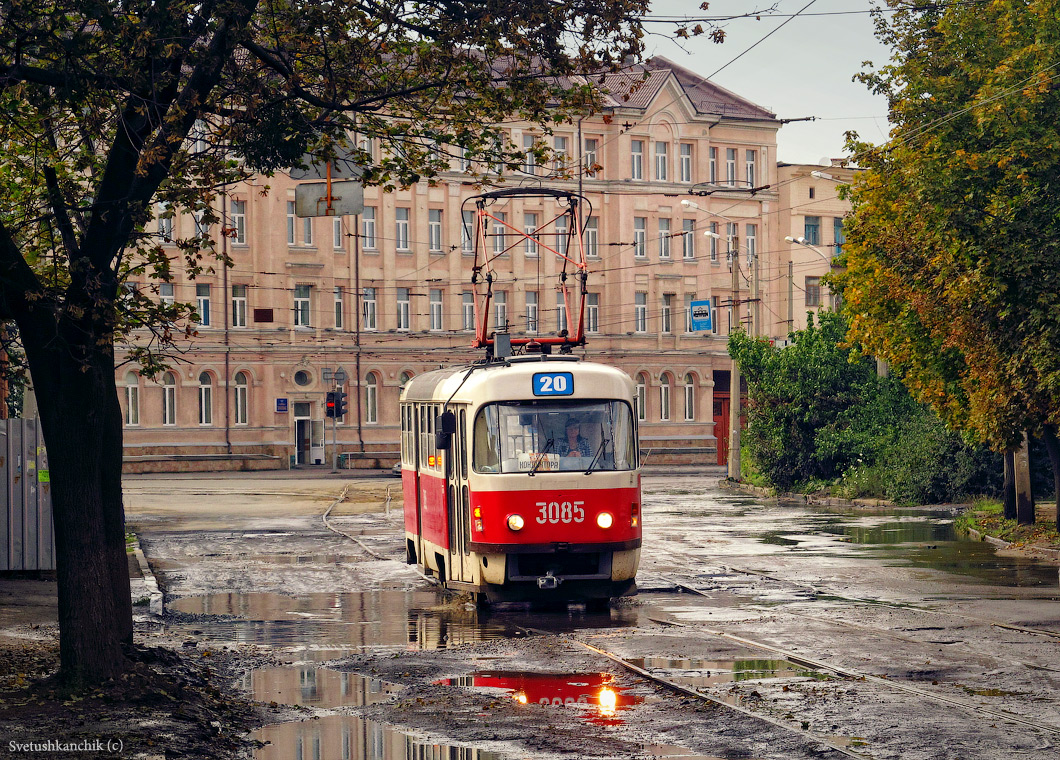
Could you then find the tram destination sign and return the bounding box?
[690,299,713,332]
[533,372,574,396]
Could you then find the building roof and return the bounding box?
[598,56,776,122]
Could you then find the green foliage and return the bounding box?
[730,312,1002,503]
[838,0,1060,449]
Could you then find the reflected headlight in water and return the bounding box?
[514,691,528,704]
[596,512,613,529]
[598,687,617,716]
[507,514,525,531]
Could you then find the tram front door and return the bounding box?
[446,407,472,584]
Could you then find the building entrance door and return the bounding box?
[713,396,729,466]
[294,402,312,465]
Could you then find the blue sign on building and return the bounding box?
[276,398,289,413]
[690,299,713,332]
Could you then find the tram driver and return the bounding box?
[557,416,592,458]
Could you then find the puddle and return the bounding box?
[253,715,509,760]
[437,671,644,726]
[168,590,527,650]
[625,657,828,687]
[244,667,402,707]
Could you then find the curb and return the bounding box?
[129,537,164,619]
[962,527,1060,562]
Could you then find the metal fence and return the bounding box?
[0,418,54,571]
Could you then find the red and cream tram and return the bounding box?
[399,356,641,603]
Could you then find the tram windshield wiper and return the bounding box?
[584,438,608,475]
[529,438,554,476]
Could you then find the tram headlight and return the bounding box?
[596,512,614,529]
[507,514,525,531]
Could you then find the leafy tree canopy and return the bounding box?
[837,0,1060,450]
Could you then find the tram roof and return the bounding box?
[400,356,634,405]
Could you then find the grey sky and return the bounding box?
[644,0,893,164]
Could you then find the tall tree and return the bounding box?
[0,0,667,685]
[837,0,1060,516]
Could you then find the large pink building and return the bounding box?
[116,58,784,472]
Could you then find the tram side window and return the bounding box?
[473,406,501,473]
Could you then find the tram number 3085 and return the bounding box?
[535,500,585,524]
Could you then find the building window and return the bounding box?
[630,139,643,180]
[712,295,720,335]
[746,224,757,266]
[363,287,377,330]
[365,373,378,424]
[396,208,410,251]
[302,216,313,246]
[359,134,375,163]
[725,148,736,185]
[583,216,598,258]
[428,209,443,253]
[834,217,845,255]
[522,134,536,175]
[334,287,344,329]
[553,135,568,172]
[286,201,296,244]
[587,293,599,333]
[526,291,538,333]
[397,287,410,330]
[661,293,673,334]
[684,374,695,421]
[726,222,738,262]
[635,373,647,422]
[685,293,695,333]
[682,219,695,259]
[658,218,671,259]
[124,372,139,426]
[679,143,693,182]
[633,217,646,258]
[745,150,757,186]
[556,290,567,333]
[234,371,249,425]
[193,209,208,238]
[429,289,443,331]
[162,372,176,426]
[804,216,821,245]
[294,284,311,327]
[231,284,247,328]
[634,292,647,333]
[333,218,343,249]
[159,282,174,306]
[494,291,507,330]
[584,138,599,175]
[660,374,672,421]
[157,203,173,241]
[462,291,475,331]
[524,213,538,257]
[362,207,377,249]
[230,199,246,244]
[198,372,213,426]
[492,212,507,254]
[709,147,717,184]
[806,276,822,308]
[459,147,472,173]
[654,142,668,181]
[461,210,474,253]
[710,222,719,262]
[809,186,816,199]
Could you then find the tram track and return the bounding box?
[641,579,1060,741]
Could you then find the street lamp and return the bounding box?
[785,235,832,263]
[810,170,833,180]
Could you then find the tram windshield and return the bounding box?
[473,401,636,474]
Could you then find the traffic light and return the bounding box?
[325,391,336,418]
[333,390,347,418]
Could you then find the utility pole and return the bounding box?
[728,251,741,480]
[788,261,794,330]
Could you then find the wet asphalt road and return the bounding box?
[126,474,1060,760]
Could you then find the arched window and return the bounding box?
[198,372,213,425]
[162,372,176,426]
[234,372,249,425]
[399,370,413,388]
[365,373,378,424]
[635,373,648,422]
[124,372,139,426]
[659,373,672,421]
[684,373,696,421]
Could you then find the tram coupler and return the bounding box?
[537,571,561,590]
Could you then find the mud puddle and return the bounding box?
[625,657,829,688]
[244,667,403,707]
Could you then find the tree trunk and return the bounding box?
[1042,424,1060,528]
[19,310,131,685]
[1014,432,1035,526]
[1003,448,1017,520]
